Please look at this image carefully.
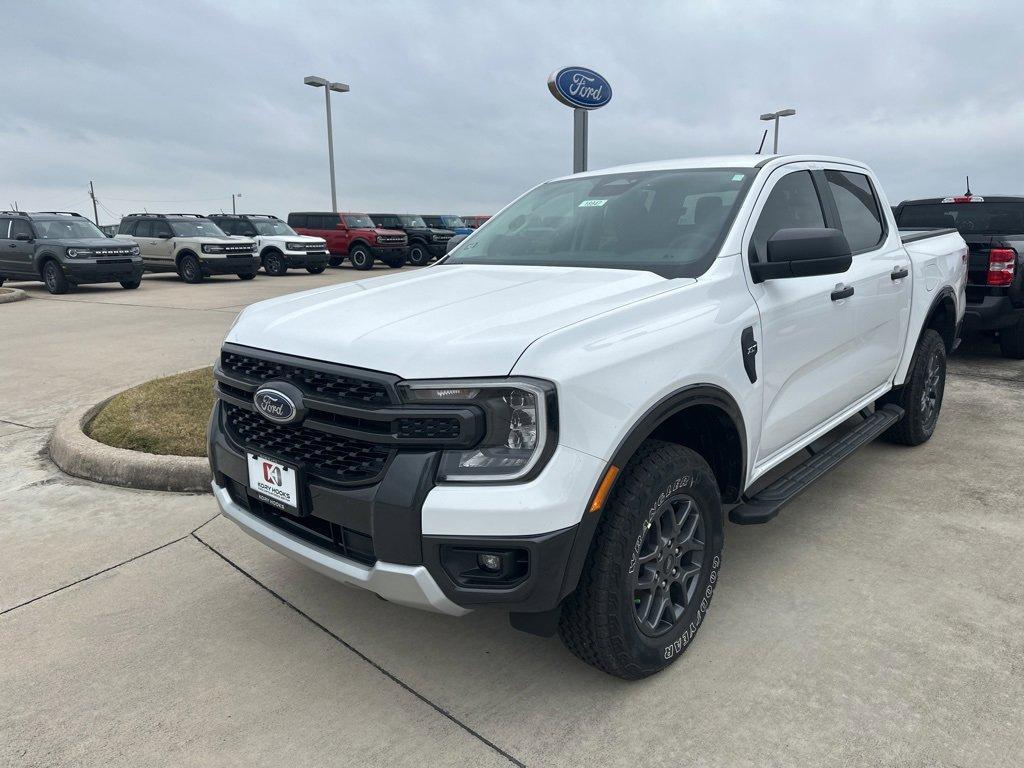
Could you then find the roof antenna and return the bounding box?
[965,175,972,196]
[756,129,768,155]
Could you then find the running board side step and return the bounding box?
[729,404,904,525]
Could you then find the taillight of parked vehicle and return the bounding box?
[987,248,1016,286]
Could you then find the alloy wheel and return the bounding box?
[920,348,944,429]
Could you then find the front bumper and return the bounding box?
[202,255,261,275]
[64,260,144,285]
[370,244,409,260]
[963,294,1021,331]
[283,249,329,268]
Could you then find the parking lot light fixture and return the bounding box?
[304,75,351,213]
[759,108,796,154]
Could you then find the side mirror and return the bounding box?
[157,232,172,240]
[750,227,852,283]
[15,233,31,242]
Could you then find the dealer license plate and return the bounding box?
[247,453,299,513]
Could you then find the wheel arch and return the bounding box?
[922,286,957,353]
[35,251,61,276]
[175,248,199,267]
[349,239,371,252]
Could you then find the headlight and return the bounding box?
[130,246,140,256]
[66,247,92,258]
[399,378,555,482]
[202,244,225,254]
[285,242,305,251]
[429,234,438,242]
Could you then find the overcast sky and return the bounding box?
[4,1,1023,223]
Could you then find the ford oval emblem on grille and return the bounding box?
[254,386,300,425]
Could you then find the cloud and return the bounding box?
[3,0,1022,221]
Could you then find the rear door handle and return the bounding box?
[831,284,854,301]
[891,266,909,280]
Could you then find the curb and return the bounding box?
[0,288,27,304]
[49,397,212,493]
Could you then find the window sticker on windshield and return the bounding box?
[579,199,608,208]
[732,174,745,182]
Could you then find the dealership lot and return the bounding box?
[1,270,1022,766]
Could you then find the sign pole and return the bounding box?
[573,108,588,173]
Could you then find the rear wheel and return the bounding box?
[408,243,430,266]
[120,279,141,290]
[178,254,203,284]
[998,314,1024,359]
[262,250,288,276]
[237,272,256,281]
[559,440,724,679]
[306,264,327,274]
[350,245,374,271]
[42,260,70,294]
[328,256,344,267]
[385,255,406,269]
[879,329,946,446]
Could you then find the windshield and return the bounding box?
[442,216,467,229]
[445,168,752,277]
[252,219,296,236]
[169,219,227,238]
[400,215,427,228]
[344,214,374,228]
[897,202,1024,235]
[32,218,106,239]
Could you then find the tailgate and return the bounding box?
[964,235,995,285]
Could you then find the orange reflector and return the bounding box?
[588,465,620,513]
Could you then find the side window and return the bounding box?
[322,215,341,229]
[750,171,825,261]
[825,170,884,252]
[219,221,236,235]
[0,218,11,238]
[118,219,135,235]
[290,214,307,228]
[152,221,172,238]
[10,219,33,239]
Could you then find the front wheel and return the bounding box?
[262,251,288,276]
[120,279,141,290]
[350,246,374,271]
[43,261,70,294]
[998,314,1024,359]
[178,254,204,284]
[306,264,327,274]
[408,244,430,266]
[237,272,256,281]
[559,440,724,679]
[879,328,947,445]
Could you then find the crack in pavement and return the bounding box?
[0,418,46,430]
[190,530,527,768]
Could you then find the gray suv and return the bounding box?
[0,211,144,294]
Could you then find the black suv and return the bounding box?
[0,211,143,294]
[894,194,1024,357]
[368,214,454,266]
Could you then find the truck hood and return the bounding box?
[55,238,134,249]
[228,264,685,378]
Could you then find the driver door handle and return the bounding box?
[831,284,855,301]
[891,266,909,280]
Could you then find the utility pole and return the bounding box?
[89,181,99,224]
[232,193,242,214]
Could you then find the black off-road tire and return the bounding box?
[120,279,141,290]
[306,264,327,274]
[237,271,256,281]
[262,250,288,276]
[998,314,1024,359]
[408,243,430,266]
[879,329,947,446]
[350,246,374,271]
[385,255,406,269]
[328,256,344,267]
[42,260,70,294]
[178,254,204,284]
[558,440,724,679]
[0,277,6,287]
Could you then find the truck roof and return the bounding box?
[559,154,870,182]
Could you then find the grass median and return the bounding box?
[87,367,215,457]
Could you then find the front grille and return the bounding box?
[221,350,392,407]
[97,258,131,264]
[224,403,392,485]
[376,235,406,244]
[227,480,376,565]
[395,417,461,440]
[223,244,254,253]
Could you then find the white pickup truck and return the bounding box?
[208,155,967,679]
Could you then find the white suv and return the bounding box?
[209,214,329,276]
[116,214,259,283]
[208,155,966,678]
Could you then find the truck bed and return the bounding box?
[899,227,958,244]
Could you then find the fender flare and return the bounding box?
[896,286,958,386]
[555,384,747,606]
[348,239,371,253]
[34,251,61,276]
[175,248,199,268]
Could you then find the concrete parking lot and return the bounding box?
[1,267,1022,767]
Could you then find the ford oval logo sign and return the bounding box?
[548,66,612,110]
[254,386,299,425]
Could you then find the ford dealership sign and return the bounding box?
[547,66,612,110]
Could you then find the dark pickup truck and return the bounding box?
[894,195,1024,357]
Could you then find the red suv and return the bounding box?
[287,212,408,270]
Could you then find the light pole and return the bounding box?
[759,108,796,154]
[304,75,350,213]
[232,193,242,214]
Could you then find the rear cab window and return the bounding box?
[897,201,1024,235]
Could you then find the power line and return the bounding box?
[102,195,230,203]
